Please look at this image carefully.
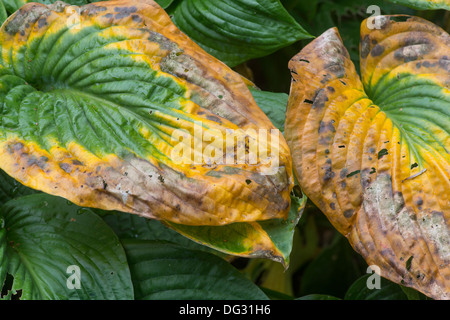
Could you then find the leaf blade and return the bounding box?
[285,18,450,299]
[171,0,312,66]
[0,0,294,228]
[123,239,269,300]
[0,193,133,300]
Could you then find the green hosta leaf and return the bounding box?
[0,169,37,205]
[171,0,312,66]
[386,0,450,10]
[1,0,26,14]
[345,274,408,300]
[0,1,7,25]
[123,239,269,300]
[400,285,431,300]
[250,88,288,133]
[296,294,340,300]
[298,235,363,298]
[0,193,133,299]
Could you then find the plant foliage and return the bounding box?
[0,0,447,300]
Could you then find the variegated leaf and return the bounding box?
[0,0,293,229]
[285,16,449,299]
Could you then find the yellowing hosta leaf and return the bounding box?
[285,16,449,299]
[0,0,294,228]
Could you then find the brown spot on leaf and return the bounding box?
[371,44,384,57]
[318,120,336,133]
[131,14,142,22]
[206,115,222,123]
[59,163,72,173]
[312,89,329,110]
[360,35,371,59]
[343,209,354,218]
[72,160,83,166]
[323,165,335,182]
[340,168,348,179]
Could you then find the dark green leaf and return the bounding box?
[0,0,7,25]
[155,0,176,8]
[171,0,312,66]
[345,274,408,300]
[123,239,269,300]
[260,287,295,300]
[0,194,133,300]
[101,210,219,254]
[250,88,288,133]
[386,0,450,10]
[298,235,363,298]
[0,169,37,205]
[400,285,431,300]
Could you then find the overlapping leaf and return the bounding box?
[250,88,289,133]
[0,0,293,232]
[2,0,312,67]
[102,192,306,265]
[0,193,133,299]
[123,240,269,300]
[0,1,7,25]
[170,0,312,66]
[285,16,449,299]
[0,169,37,204]
[0,0,174,14]
[386,0,450,10]
[344,274,408,300]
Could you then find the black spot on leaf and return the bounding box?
[343,209,354,218]
[378,148,388,159]
[346,170,360,178]
[406,256,413,271]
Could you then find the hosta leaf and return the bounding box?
[298,234,363,298]
[0,0,294,228]
[0,193,133,299]
[170,0,312,67]
[250,87,289,133]
[102,192,307,265]
[296,294,340,300]
[101,211,213,253]
[1,0,175,13]
[164,192,307,265]
[0,1,7,25]
[0,0,27,14]
[155,0,176,9]
[344,274,408,300]
[385,0,450,10]
[0,169,37,204]
[285,16,449,299]
[123,239,269,300]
